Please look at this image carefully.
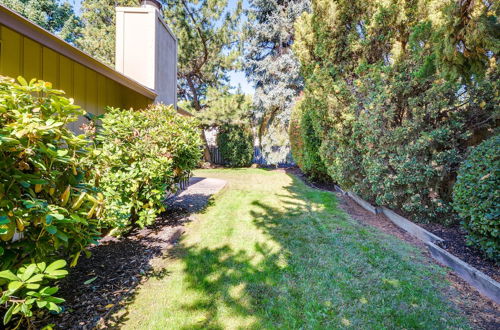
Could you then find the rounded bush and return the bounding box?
[217,125,254,167]
[453,135,499,261]
[88,105,202,229]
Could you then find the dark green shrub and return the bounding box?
[0,76,101,325]
[293,1,498,223]
[217,125,254,167]
[453,135,499,261]
[88,105,202,229]
[289,99,305,169]
[290,97,329,182]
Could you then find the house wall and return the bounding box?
[0,5,157,131]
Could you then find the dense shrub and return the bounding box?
[0,78,202,326]
[293,0,498,223]
[217,124,254,167]
[87,105,202,229]
[289,99,305,169]
[0,77,101,325]
[453,135,499,261]
[290,97,329,181]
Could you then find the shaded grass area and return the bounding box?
[116,169,468,329]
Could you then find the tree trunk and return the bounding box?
[202,130,212,163]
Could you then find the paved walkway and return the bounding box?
[167,177,227,213]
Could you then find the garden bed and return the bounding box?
[43,209,189,329]
[421,223,499,283]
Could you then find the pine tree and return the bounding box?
[76,0,137,66]
[162,0,243,112]
[190,87,253,128]
[244,0,310,165]
[0,0,82,43]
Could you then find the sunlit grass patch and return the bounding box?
[118,169,469,329]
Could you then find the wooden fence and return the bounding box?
[165,174,192,201]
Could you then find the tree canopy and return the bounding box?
[188,87,253,128]
[0,0,82,43]
[163,0,243,111]
[244,0,310,165]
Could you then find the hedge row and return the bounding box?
[217,124,254,167]
[0,77,202,326]
[291,0,499,259]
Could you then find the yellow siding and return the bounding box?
[59,55,73,96]
[42,47,58,86]
[0,25,152,117]
[23,38,41,81]
[0,27,22,77]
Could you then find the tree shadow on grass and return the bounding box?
[110,174,468,329]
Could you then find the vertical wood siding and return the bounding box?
[0,25,153,131]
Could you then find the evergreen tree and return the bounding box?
[76,0,136,66]
[292,0,498,222]
[190,87,253,128]
[163,0,243,112]
[244,0,310,165]
[0,0,82,43]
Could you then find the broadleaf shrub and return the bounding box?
[0,77,203,326]
[0,76,101,325]
[0,260,68,326]
[217,124,254,167]
[87,105,202,229]
[453,135,499,261]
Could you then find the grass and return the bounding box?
[116,168,468,329]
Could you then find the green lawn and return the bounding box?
[117,169,468,329]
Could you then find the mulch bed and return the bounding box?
[287,167,500,330]
[421,223,499,282]
[41,208,190,330]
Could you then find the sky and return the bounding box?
[71,0,255,95]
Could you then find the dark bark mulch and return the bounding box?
[421,223,499,282]
[41,209,190,330]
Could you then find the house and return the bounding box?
[0,0,184,131]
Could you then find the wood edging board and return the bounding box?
[427,242,500,304]
[339,187,500,304]
[346,191,379,215]
[380,207,444,244]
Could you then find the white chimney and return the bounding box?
[115,0,177,106]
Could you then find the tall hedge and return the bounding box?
[293,0,499,223]
[290,97,328,182]
[217,124,254,167]
[453,135,499,261]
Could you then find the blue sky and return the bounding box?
[71,0,254,95]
